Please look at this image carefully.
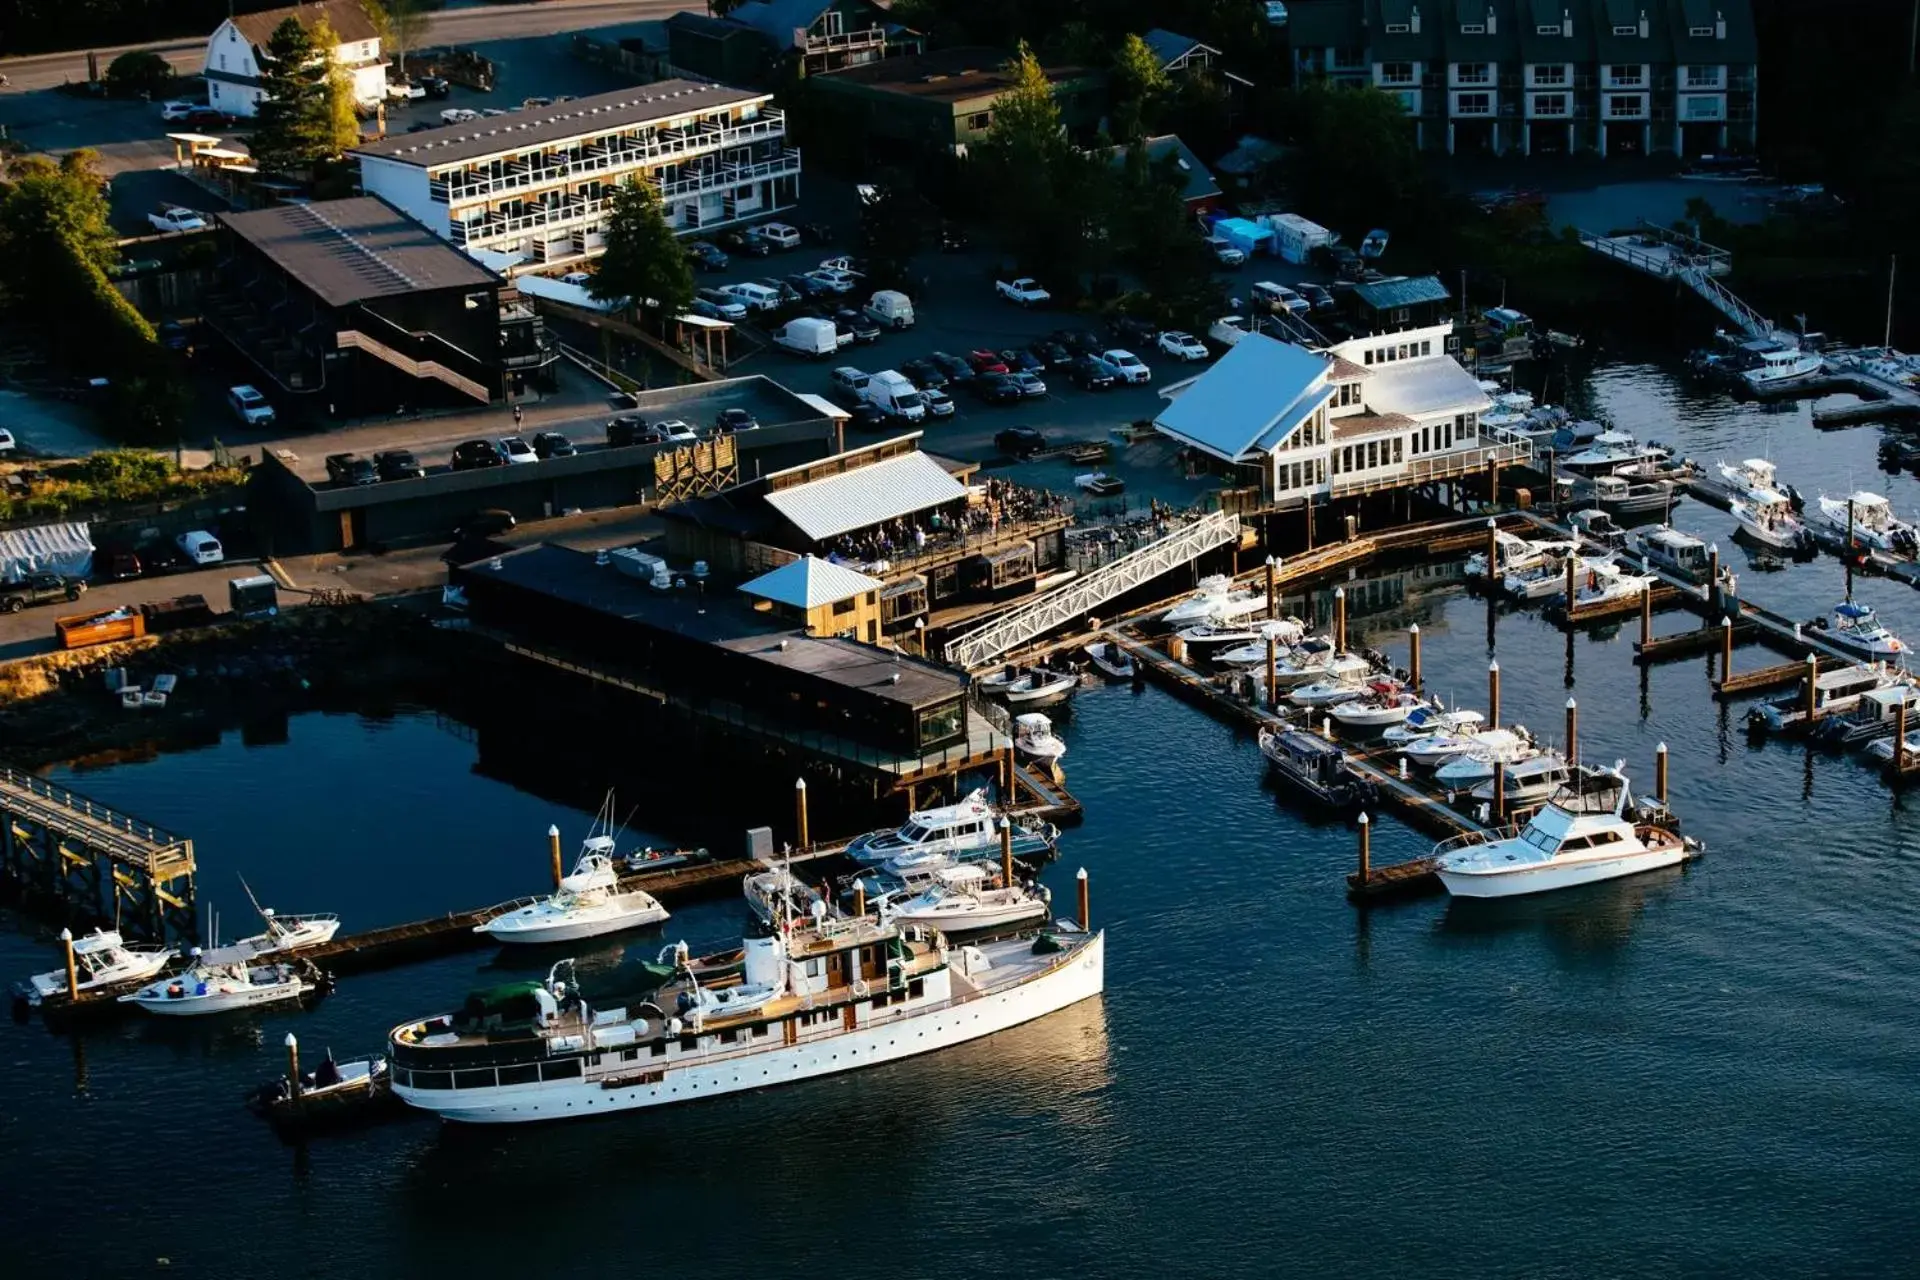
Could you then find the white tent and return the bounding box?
[0,520,93,582]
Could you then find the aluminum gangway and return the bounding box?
[943,511,1242,670]
[1577,218,1776,340]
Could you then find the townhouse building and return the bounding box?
[202,0,388,119]
[352,81,799,270]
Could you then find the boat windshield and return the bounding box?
[1521,826,1558,853]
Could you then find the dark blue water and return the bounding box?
[5,362,1920,1277]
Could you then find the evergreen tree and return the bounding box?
[250,17,335,172]
[591,178,695,323]
[317,18,364,156]
[975,42,1101,286]
[1110,33,1169,144]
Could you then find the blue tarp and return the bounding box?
[1214,217,1274,255]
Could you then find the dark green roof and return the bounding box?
[1517,0,1592,62]
[1666,0,1757,64]
[1370,0,1442,60]
[1592,0,1671,62]
[1442,0,1520,63]
[1288,0,1366,48]
[1354,275,1451,310]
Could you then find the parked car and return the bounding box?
[1300,283,1336,312]
[457,508,516,540]
[531,432,576,459]
[657,420,700,443]
[159,100,200,122]
[1158,331,1209,362]
[375,449,426,480]
[559,271,592,287]
[1068,354,1118,390]
[686,241,729,271]
[847,401,888,431]
[929,351,974,382]
[451,439,505,471]
[693,288,748,321]
[1252,281,1310,316]
[148,207,207,234]
[900,357,948,389]
[497,436,538,465]
[922,387,955,418]
[1027,340,1073,369]
[995,277,1051,306]
[607,414,650,447]
[1206,236,1246,267]
[325,452,378,486]
[180,106,233,129]
[156,320,193,352]
[1101,349,1152,384]
[967,349,1009,375]
[759,222,801,249]
[0,572,85,613]
[834,308,881,344]
[754,277,802,306]
[830,367,872,400]
[227,384,275,426]
[608,391,641,411]
[1007,370,1048,398]
[806,268,859,295]
[999,348,1046,374]
[1049,328,1105,356]
[785,273,830,300]
[937,222,971,252]
[972,373,1024,405]
[1108,315,1158,348]
[176,530,224,565]
[721,282,782,313]
[995,426,1047,457]
[721,228,772,258]
[716,407,759,433]
[418,76,451,98]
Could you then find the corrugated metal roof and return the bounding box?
[1353,275,1451,310]
[1153,333,1332,462]
[1355,356,1492,418]
[741,555,882,608]
[764,450,968,542]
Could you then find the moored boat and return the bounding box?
[1162,574,1267,627]
[1257,727,1377,808]
[16,928,174,1008]
[881,864,1050,934]
[1382,704,1486,744]
[1430,730,1538,786]
[1329,682,1426,730]
[979,664,1077,705]
[845,790,1057,868]
[1082,640,1136,680]
[476,838,670,946]
[1748,662,1897,732]
[1013,712,1067,761]
[1819,491,1917,553]
[1811,600,1906,661]
[1729,489,1809,550]
[1636,526,1711,580]
[120,956,316,1016]
[1466,753,1573,804]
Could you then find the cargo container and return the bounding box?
[56,607,147,649]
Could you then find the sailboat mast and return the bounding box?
[1887,255,1898,350]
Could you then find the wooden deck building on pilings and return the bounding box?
[0,765,196,944]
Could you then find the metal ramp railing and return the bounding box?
[1578,218,1774,341]
[1677,266,1776,340]
[943,511,1242,669]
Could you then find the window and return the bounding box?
[1380,61,1415,85]
[1456,92,1491,115]
[1532,93,1568,116]
[1613,25,1637,36]
[1420,340,1432,356]
[965,111,991,131]
[1536,24,1561,35]
[831,597,855,615]
[1393,438,1404,464]
[1365,441,1378,469]
[1461,23,1485,35]
[918,701,962,746]
[1682,95,1725,120]
[1532,63,1567,85]
[823,10,844,36]
[1455,62,1491,84]
[1690,25,1714,37]
[1609,65,1644,86]
[1609,94,1644,116]
[1385,22,1410,33]
[1684,65,1722,87]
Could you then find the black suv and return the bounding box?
[532,432,577,459]
[995,426,1047,458]
[0,572,85,613]
[450,439,504,471]
[374,449,425,481]
[715,408,759,433]
[607,414,650,448]
[1068,354,1118,390]
[325,452,377,486]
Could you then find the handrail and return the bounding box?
[432,112,788,204]
[336,330,491,404]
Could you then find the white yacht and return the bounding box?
[846,791,1056,868]
[1435,764,1693,898]
[1466,753,1573,804]
[1382,704,1485,744]
[1270,641,1373,689]
[1820,491,1918,553]
[1817,601,1906,661]
[1013,712,1067,761]
[386,906,1105,1123]
[1740,342,1824,389]
[1717,457,1786,505]
[1162,574,1267,627]
[1432,733,1541,787]
[1403,726,1530,769]
[476,839,670,945]
[1213,619,1316,666]
[18,928,173,1007]
[1504,550,1590,601]
[1329,684,1426,730]
[1730,489,1807,549]
[1466,530,1579,578]
[744,867,824,928]
[1565,560,1658,611]
[120,956,315,1016]
[881,864,1050,934]
[978,665,1077,706]
[1559,429,1672,477]
[1289,674,1370,708]
[1180,616,1304,648]
[228,882,341,958]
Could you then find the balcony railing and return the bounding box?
[658,149,800,199]
[801,26,886,55]
[432,109,786,205]
[452,149,800,244]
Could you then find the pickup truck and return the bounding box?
[995,278,1051,307]
[0,573,86,614]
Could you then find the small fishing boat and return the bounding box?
[1564,561,1658,611]
[978,664,1077,705]
[1082,640,1136,680]
[624,845,714,874]
[1717,457,1795,507]
[1730,489,1809,550]
[1013,712,1067,761]
[16,928,174,1008]
[248,1052,398,1134]
[1636,526,1711,580]
[476,839,670,945]
[1466,753,1572,804]
[121,957,316,1016]
[1434,764,1695,898]
[845,790,1057,867]
[1820,491,1919,554]
[1740,342,1823,389]
[881,864,1050,934]
[1212,619,1314,665]
[1568,507,1628,548]
[1431,731,1538,786]
[1329,683,1426,730]
[743,866,824,927]
[229,879,340,958]
[1466,531,1579,579]
[1812,684,1920,748]
[1589,474,1674,519]
[1257,727,1377,809]
[1402,725,1527,769]
[1288,674,1370,708]
[1503,550,1587,600]
[1812,601,1906,661]
[1162,575,1268,627]
[1383,704,1485,744]
[1864,731,1920,765]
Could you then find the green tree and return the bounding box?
[1110,32,1169,144]
[104,50,174,97]
[1109,141,1220,329]
[975,42,1102,286]
[591,177,696,323]
[319,18,365,156]
[856,177,926,293]
[251,16,335,171]
[0,150,117,283]
[361,0,430,75]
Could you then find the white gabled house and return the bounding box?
[203,0,388,120]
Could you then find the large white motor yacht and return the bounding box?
[1435,764,1694,898]
[881,864,1050,934]
[477,839,670,946]
[845,790,1056,868]
[19,928,173,1007]
[1162,574,1268,627]
[1559,429,1672,477]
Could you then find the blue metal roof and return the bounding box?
[1154,333,1331,463]
[1353,275,1451,311]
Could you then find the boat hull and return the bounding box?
[891,899,1051,933]
[1438,847,1688,898]
[125,979,312,1016]
[479,906,669,945]
[393,931,1105,1123]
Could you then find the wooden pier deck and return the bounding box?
[1635,620,1758,663]
[1712,655,1840,698]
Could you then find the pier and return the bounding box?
[0,765,196,943]
[1577,220,1776,341]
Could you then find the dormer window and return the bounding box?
[1689,25,1714,36]
[1612,25,1637,35]
[1385,22,1410,32]
[1537,25,1560,34]
[1461,23,1485,34]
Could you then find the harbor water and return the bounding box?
[5,355,1920,1276]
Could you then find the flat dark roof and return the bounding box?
[218,198,498,308]
[353,80,769,167]
[817,46,1095,104]
[469,544,966,709]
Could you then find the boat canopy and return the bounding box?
[1013,713,1054,732]
[71,929,128,956]
[458,981,548,1027]
[1835,601,1876,621]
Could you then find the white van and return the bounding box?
[864,370,926,421]
[773,316,838,357]
[177,530,224,565]
[864,290,915,330]
[722,282,782,313]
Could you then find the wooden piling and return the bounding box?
[1265,634,1278,709]
[1565,697,1578,767]
[1898,701,1909,773]
[1357,812,1371,884]
[1488,659,1501,729]
[285,1032,301,1101]
[1803,653,1819,724]
[1493,757,1506,822]
[853,883,866,919]
[999,816,1013,888]
[1655,742,1669,803]
[548,824,563,888]
[1640,584,1653,647]
[60,928,76,1002]
[794,777,810,851]
[1720,615,1734,675]
[1334,586,1347,652]
[1707,543,1721,610]
[1076,867,1089,931]
[1265,556,1277,617]
[1484,518,1498,587]
[1565,549,1577,608]
[1409,623,1422,692]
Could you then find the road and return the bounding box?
[0,0,679,92]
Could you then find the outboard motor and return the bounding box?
[1783,483,1805,514]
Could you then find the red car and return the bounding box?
[967,349,1009,375]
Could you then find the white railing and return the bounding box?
[801,27,886,54]
[433,110,786,204]
[659,149,800,198]
[1328,439,1533,500]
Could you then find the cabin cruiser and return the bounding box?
[1082,640,1135,680]
[1812,684,1920,749]
[1568,508,1629,548]
[744,866,824,927]
[979,664,1077,706]
[846,791,1056,868]
[1329,683,1426,730]
[1432,732,1541,787]
[477,839,670,945]
[1162,575,1267,627]
[1213,620,1316,666]
[1730,489,1809,550]
[1466,530,1579,579]
[1820,491,1918,554]
[1637,527,1712,580]
[1565,560,1658,611]
[1257,727,1376,809]
[1748,662,1898,732]
[1717,457,1802,510]
[1812,601,1906,661]
[1270,639,1373,689]
[17,928,173,1007]
[881,864,1050,934]
[1503,550,1589,601]
[1013,712,1067,761]
[1288,673,1370,708]
[1383,704,1485,744]
[1559,428,1673,477]
[1466,753,1573,804]
[226,887,341,958]
[120,956,316,1016]
[1588,474,1674,520]
[1740,341,1824,389]
[1402,725,1530,769]
[1434,764,1693,898]
[386,907,1105,1123]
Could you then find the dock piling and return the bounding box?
[1265,634,1278,709]
[1899,703,1909,772]
[1334,586,1348,652]
[1076,867,1089,931]
[60,927,76,1002]
[1707,543,1721,610]
[1409,623,1422,691]
[285,1032,300,1102]
[794,777,810,851]
[1357,812,1371,884]
[1640,585,1653,648]
[853,882,866,919]
[1656,742,1669,803]
[1398,757,1408,779]
[1265,555,1278,618]
[1566,697,1579,768]
[1485,518,1498,587]
[1721,616,1734,675]
[548,824,563,888]
[1493,756,1506,822]
[1565,551,1577,608]
[999,815,1013,888]
[1804,653,1819,724]
[1488,659,1501,729]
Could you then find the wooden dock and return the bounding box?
[1346,855,1442,902]
[1713,655,1837,698]
[1635,620,1757,663]
[1553,582,1683,626]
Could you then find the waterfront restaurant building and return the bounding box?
[352,81,800,270]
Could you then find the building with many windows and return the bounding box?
[352,81,798,270]
[1287,0,1756,157]
[202,0,389,119]
[808,47,1107,154]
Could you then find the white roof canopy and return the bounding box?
[764,451,967,543]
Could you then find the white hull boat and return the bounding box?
[883,865,1050,934]
[846,790,1055,868]
[1566,563,1658,611]
[1083,640,1135,680]
[1560,429,1671,477]
[1816,601,1906,661]
[1741,346,1823,388]
[1402,725,1527,769]
[1436,764,1693,898]
[478,852,669,947]
[1717,457,1785,506]
[1865,733,1920,764]
[1504,554,1587,601]
[1730,494,1806,549]
[20,929,173,1006]
[1430,731,1536,786]
[980,666,1077,705]
[1820,492,1918,553]
[1288,677,1368,708]
[1162,575,1267,627]
[1270,644,1372,689]
[1329,691,1425,729]
[744,868,823,927]
[1013,712,1067,762]
[1466,754,1572,803]
[121,960,313,1016]
[1467,532,1579,579]
[1383,705,1486,744]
